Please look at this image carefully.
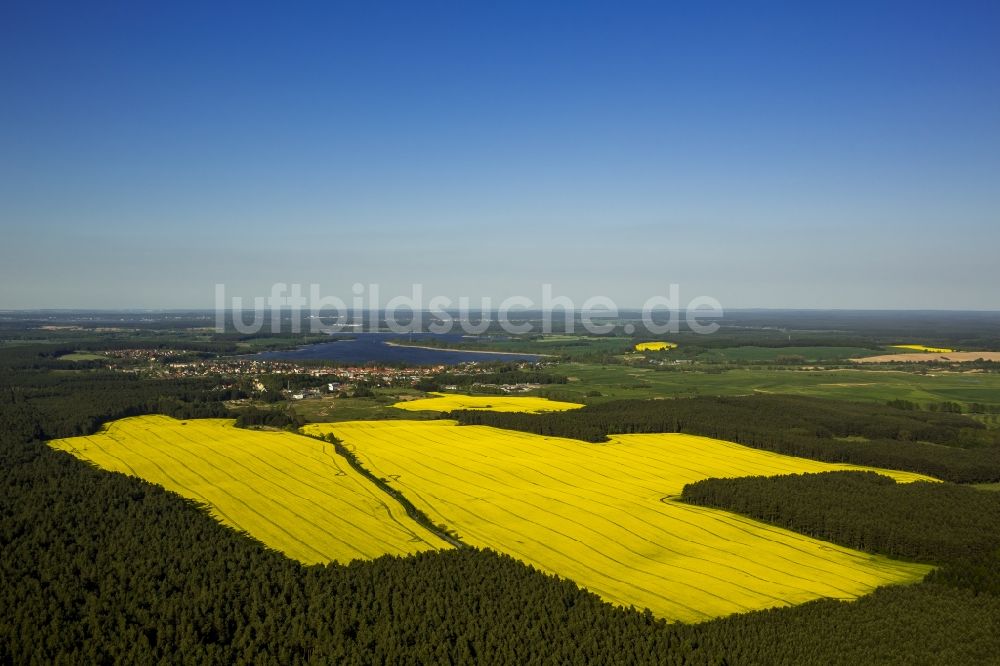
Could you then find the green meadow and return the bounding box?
[541,362,1000,408]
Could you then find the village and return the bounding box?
[98,350,553,400]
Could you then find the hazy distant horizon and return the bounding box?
[4,306,1000,315]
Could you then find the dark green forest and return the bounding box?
[3,344,1000,664]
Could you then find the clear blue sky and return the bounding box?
[1,1,998,309]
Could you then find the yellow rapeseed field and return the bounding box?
[891,344,955,353]
[392,392,583,413]
[304,419,935,622]
[48,415,447,564]
[635,341,678,351]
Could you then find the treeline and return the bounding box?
[415,366,568,392]
[681,471,1000,598]
[451,395,1000,483]
[679,309,1000,350]
[0,342,231,370]
[3,374,232,440]
[682,472,1000,563]
[312,431,465,548]
[0,330,340,361]
[233,406,304,430]
[884,399,1000,416]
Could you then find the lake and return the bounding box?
[251,333,544,365]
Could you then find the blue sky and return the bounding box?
[1,1,998,309]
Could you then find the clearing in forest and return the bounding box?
[890,344,956,353]
[635,341,678,351]
[49,415,448,564]
[304,419,935,623]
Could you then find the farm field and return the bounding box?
[853,351,1000,364]
[545,362,1000,408]
[891,344,956,353]
[634,341,678,351]
[393,392,584,413]
[304,419,934,622]
[48,416,447,564]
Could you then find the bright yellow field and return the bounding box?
[891,344,955,353]
[393,392,583,413]
[635,341,678,351]
[304,419,934,622]
[48,416,447,564]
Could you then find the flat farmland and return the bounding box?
[48,416,447,564]
[634,341,678,351]
[304,419,934,622]
[890,344,956,353]
[692,346,881,362]
[853,351,1000,364]
[548,363,1000,407]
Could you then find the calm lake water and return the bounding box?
[252,333,543,365]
